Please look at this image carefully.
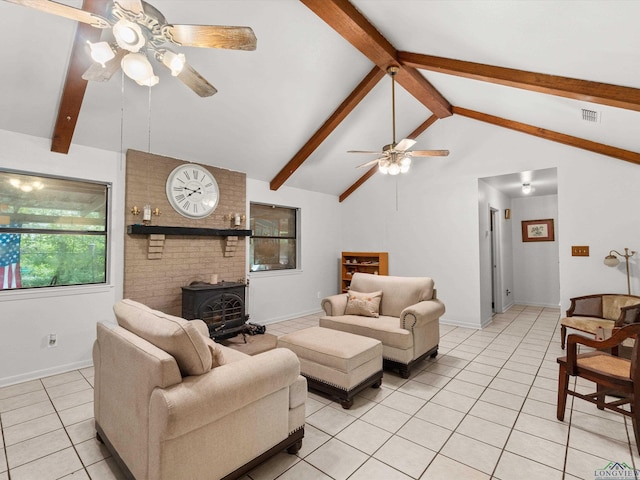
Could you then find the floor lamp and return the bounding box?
[604,247,636,295]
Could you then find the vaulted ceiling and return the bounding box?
[1,0,639,201]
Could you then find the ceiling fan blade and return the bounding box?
[356,158,383,169]
[164,25,257,50]
[407,150,450,157]
[176,62,218,97]
[113,0,144,15]
[4,0,110,27]
[394,138,416,152]
[82,48,126,82]
[347,150,384,154]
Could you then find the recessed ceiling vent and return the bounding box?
[581,108,600,123]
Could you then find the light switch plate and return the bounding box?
[572,246,589,256]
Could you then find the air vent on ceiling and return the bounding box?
[581,108,600,123]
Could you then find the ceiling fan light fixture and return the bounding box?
[379,159,390,175]
[87,41,116,67]
[156,49,186,76]
[113,19,146,52]
[388,162,401,176]
[121,52,157,86]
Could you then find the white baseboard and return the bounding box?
[0,359,94,388]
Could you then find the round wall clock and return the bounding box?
[165,164,219,219]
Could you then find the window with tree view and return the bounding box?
[0,171,109,290]
[250,203,298,272]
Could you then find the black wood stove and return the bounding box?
[182,281,247,341]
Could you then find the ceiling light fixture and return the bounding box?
[121,52,159,87]
[522,183,532,194]
[113,18,146,52]
[155,49,186,76]
[87,41,116,67]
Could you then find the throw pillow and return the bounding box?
[114,299,213,377]
[345,290,382,317]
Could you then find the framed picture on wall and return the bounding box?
[522,219,554,242]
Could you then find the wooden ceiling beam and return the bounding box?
[339,115,440,202]
[270,66,386,191]
[300,0,451,118]
[51,0,108,154]
[454,106,640,165]
[399,52,640,112]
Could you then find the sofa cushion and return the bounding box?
[350,273,434,317]
[345,290,382,317]
[320,315,413,350]
[113,299,212,376]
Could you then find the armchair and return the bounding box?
[94,299,306,480]
[560,294,640,349]
[557,323,640,453]
[320,273,444,378]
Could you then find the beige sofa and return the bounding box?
[320,273,445,378]
[93,299,306,480]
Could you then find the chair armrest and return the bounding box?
[618,303,640,326]
[400,299,445,330]
[150,347,300,440]
[190,319,210,338]
[321,294,348,316]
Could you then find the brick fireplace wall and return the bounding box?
[124,150,247,315]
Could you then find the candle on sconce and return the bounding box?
[143,204,151,222]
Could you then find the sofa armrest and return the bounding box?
[150,347,300,440]
[321,293,348,316]
[400,299,445,330]
[191,319,210,338]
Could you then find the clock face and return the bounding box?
[165,164,219,219]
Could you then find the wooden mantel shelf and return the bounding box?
[127,225,252,237]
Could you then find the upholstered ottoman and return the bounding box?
[278,326,382,409]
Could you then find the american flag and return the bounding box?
[0,233,22,289]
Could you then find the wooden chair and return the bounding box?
[560,294,640,349]
[557,323,640,453]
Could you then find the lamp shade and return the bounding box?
[113,19,146,52]
[87,41,115,67]
[604,254,620,267]
[121,53,156,85]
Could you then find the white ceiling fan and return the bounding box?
[4,0,257,97]
[349,66,449,175]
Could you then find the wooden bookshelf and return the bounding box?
[341,251,388,293]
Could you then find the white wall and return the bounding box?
[340,115,640,328]
[478,180,514,324]
[0,130,125,387]
[246,179,341,324]
[511,195,560,307]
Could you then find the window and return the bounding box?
[250,203,298,272]
[0,170,109,290]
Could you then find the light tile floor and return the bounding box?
[1,305,638,479]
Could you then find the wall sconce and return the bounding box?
[604,247,636,295]
[504,209,511,220]
[521,183,532,194]
[131,206,141,216]
[152,207,161,216]
[224,213,246,227]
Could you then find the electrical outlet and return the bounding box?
[48,334,58,348]
[316,291,321,299]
